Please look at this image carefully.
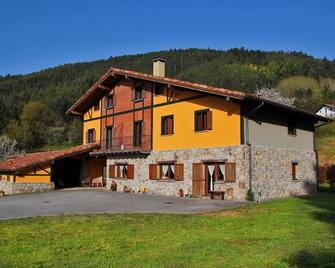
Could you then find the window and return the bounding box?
[106,126,113,149]
[134,83,143,101]
[160,163,175,180]
[87,129,95,143]
[149,163,184,181]
[288,120,297,135]
[154,83,164,95]
[195,109,212,131]
[109,164,134,179]
[133,121,142,147]
[117,164,128,179]
[106,95,114,108]
[161,115,174,135]
[93,101,100,111]
[292,162,298,181]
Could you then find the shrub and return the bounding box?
[246,189,255,201]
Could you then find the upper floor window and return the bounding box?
[154,83,164,95]
[133,121,142,147]
[106,94,114,108]
[288,120,297,136]
[161,115,174,135]
[195,109,212,132]
[93,101,100,111]
[134,83,143,101]
[87,128,95,143]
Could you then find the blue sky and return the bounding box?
[0,0,334,75]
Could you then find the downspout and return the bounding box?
[245,101,265,196]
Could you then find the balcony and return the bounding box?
[90,135,151,156]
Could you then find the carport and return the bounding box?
[0,144,103,194]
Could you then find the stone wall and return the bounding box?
[106,145,318,201]
[106,145,249,200]
[0,181,54,195]
[251,146,317,200]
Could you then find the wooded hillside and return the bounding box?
[1,48,334,155]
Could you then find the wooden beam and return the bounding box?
[98,85,112,91]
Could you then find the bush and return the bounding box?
[246,189,255,201]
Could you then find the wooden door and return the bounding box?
[192,163,206,196]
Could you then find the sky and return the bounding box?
[0,0,334,75]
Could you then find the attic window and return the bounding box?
[154,83,164,95]
[134,83,143,101]
[93,101,100,111]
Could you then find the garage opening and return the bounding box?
[52,158,82,188]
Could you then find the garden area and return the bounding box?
[0,193,335,267]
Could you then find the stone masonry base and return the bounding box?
[105,145,318,201]
[0,181,54,196]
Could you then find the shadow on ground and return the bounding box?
[287,191,335,267]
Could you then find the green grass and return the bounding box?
[1,194,335,267]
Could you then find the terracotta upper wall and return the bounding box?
[100,79,152,150]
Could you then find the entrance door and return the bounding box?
[192,163,206,196]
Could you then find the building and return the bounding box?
[316,104,335,119]
[0,58,331,199]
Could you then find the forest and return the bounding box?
[0,48,335,155]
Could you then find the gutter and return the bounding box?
[245,101,265,196]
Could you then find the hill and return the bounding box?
[0,48,335,161]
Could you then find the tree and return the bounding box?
[254,87,295,107]
[0,134,24,161]
[68,119,83,145]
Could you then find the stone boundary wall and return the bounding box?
[106,145,249,200]
[251,146,317,200]
[0,181,54,196]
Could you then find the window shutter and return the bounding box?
[225,163,236,182]
[85,131,88,144]
[109,165,115,178]
[149,164,158,180]
[168,117,173,134]
[116,165,120,178]
[131,86,135,101]
[207,110,212,130]
[127,164,134,179]
[174,164,184,181]
[93,129,96,142]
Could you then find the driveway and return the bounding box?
[0,188,248,220]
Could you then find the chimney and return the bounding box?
[152,58,166,77]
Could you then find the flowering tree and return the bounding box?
[0,135,24,161]
[255,87,295,107]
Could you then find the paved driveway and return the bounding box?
[0,188,248,220]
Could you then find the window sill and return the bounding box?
[195,129,211,133]
[106,105,115,110]
[161,133,174,136]
[153,179,176,182]
[133,98,144,103]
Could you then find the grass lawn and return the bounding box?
[1,194,335,267]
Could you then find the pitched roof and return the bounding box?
[66,67,330,123]
[66,67,246,115]
[0,144,99,173]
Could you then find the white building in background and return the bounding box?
[316,104,335,119]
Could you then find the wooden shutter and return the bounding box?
[174,164,184,181]
[93,129,96,142]
[149,164,158,180]
[225,163,236,182]
[127,164,134,179]
[85,131,88,144]
[109,165,115,178]
[168,117,173,134]
[131,86,135,101]
[207,110,212,130]
[192,163,205,196]
[292,163,297,180]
